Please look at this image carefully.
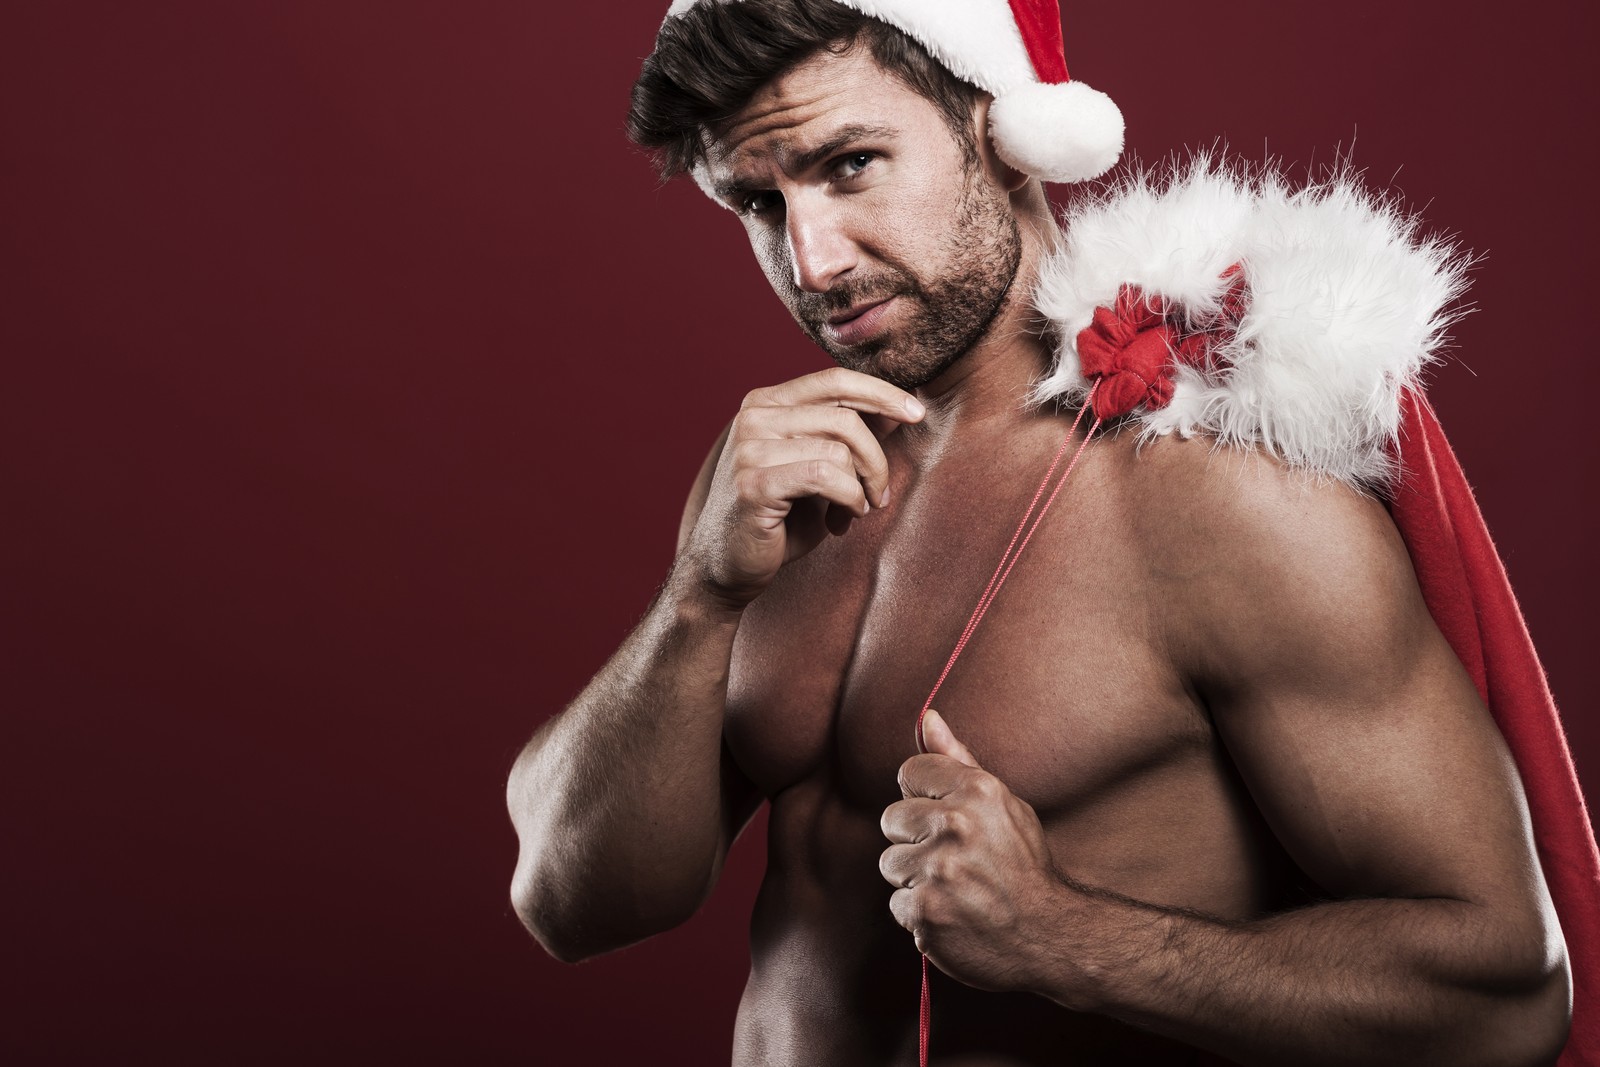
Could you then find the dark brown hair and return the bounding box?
[627,0,983,180]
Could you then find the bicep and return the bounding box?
[1192,483,1543,910]
[1212,618,1532,906]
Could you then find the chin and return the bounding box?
[829,341,963,392]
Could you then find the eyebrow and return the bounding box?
[712,123,901,201]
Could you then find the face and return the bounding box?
[700,45,1022,391]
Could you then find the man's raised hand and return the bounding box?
[678,367,925,611]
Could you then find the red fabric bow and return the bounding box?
[1075,264,1248,420]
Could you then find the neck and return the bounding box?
[898,186,1062,467]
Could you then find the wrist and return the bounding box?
[662,558,751,625]
[1024,876,1116,1014]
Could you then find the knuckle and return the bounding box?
[940,808,969,840]
[731,467,762,501]
[897,889,924,929]
[827,404,860,433]
[735,406,773,439]
[821,366,852,389]
[740,387,772,411]
[825,440,850,468]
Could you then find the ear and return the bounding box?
[973,96,1029,194]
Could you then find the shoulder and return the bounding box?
[1106,427,1433,692]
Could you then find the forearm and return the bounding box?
[507,562,746,959]
[1032,883,1569,1066]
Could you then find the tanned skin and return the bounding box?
[508,45,1572,1066]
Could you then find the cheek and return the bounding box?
[862,174,962,272]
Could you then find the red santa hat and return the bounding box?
[663,0,1125,183]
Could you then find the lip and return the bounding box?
[821,297,895,346]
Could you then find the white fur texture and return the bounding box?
[1026,155,1472,490]
[990,80,1124,183]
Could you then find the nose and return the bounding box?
[785,195,857,294]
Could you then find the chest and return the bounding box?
[722,456,1207,819]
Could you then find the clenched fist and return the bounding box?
[880,708,1072,996]
[678,366,924,611]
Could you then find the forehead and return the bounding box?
[704,45,945,173]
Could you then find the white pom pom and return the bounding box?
[988,81,1125,183]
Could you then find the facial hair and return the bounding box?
[790,170,1024,391]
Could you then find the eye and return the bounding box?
[739,190,784,217]
[833,152,875,181]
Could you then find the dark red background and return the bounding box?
[4,2,1595,1062]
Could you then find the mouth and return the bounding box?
[821,297,896,347]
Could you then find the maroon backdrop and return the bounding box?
[4,2,1595,1062]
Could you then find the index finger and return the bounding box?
[745,366,926,423]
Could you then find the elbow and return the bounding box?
[505,751,596,963]
[504,751,720,963]
[1409,898,1573,1067]
[505,803,622,964]
[508,851,706,965]
[1478,923,1572,1067]
[1512,904,1573,1067]
[509,859,612,965]
[508,851,640,966]
[507,799,594,961]
[1508,954,1572,1067]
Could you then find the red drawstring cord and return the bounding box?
[913,384,1103,1066]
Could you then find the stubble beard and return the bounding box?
[791,173,1024,391]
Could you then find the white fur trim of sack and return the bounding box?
[1026,152,1473,490]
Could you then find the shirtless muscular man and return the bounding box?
[507,1,1596,1063]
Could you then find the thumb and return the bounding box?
[919,708,980,768]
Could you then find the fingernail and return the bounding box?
[880,485,891,508]
[905,397,925,419]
